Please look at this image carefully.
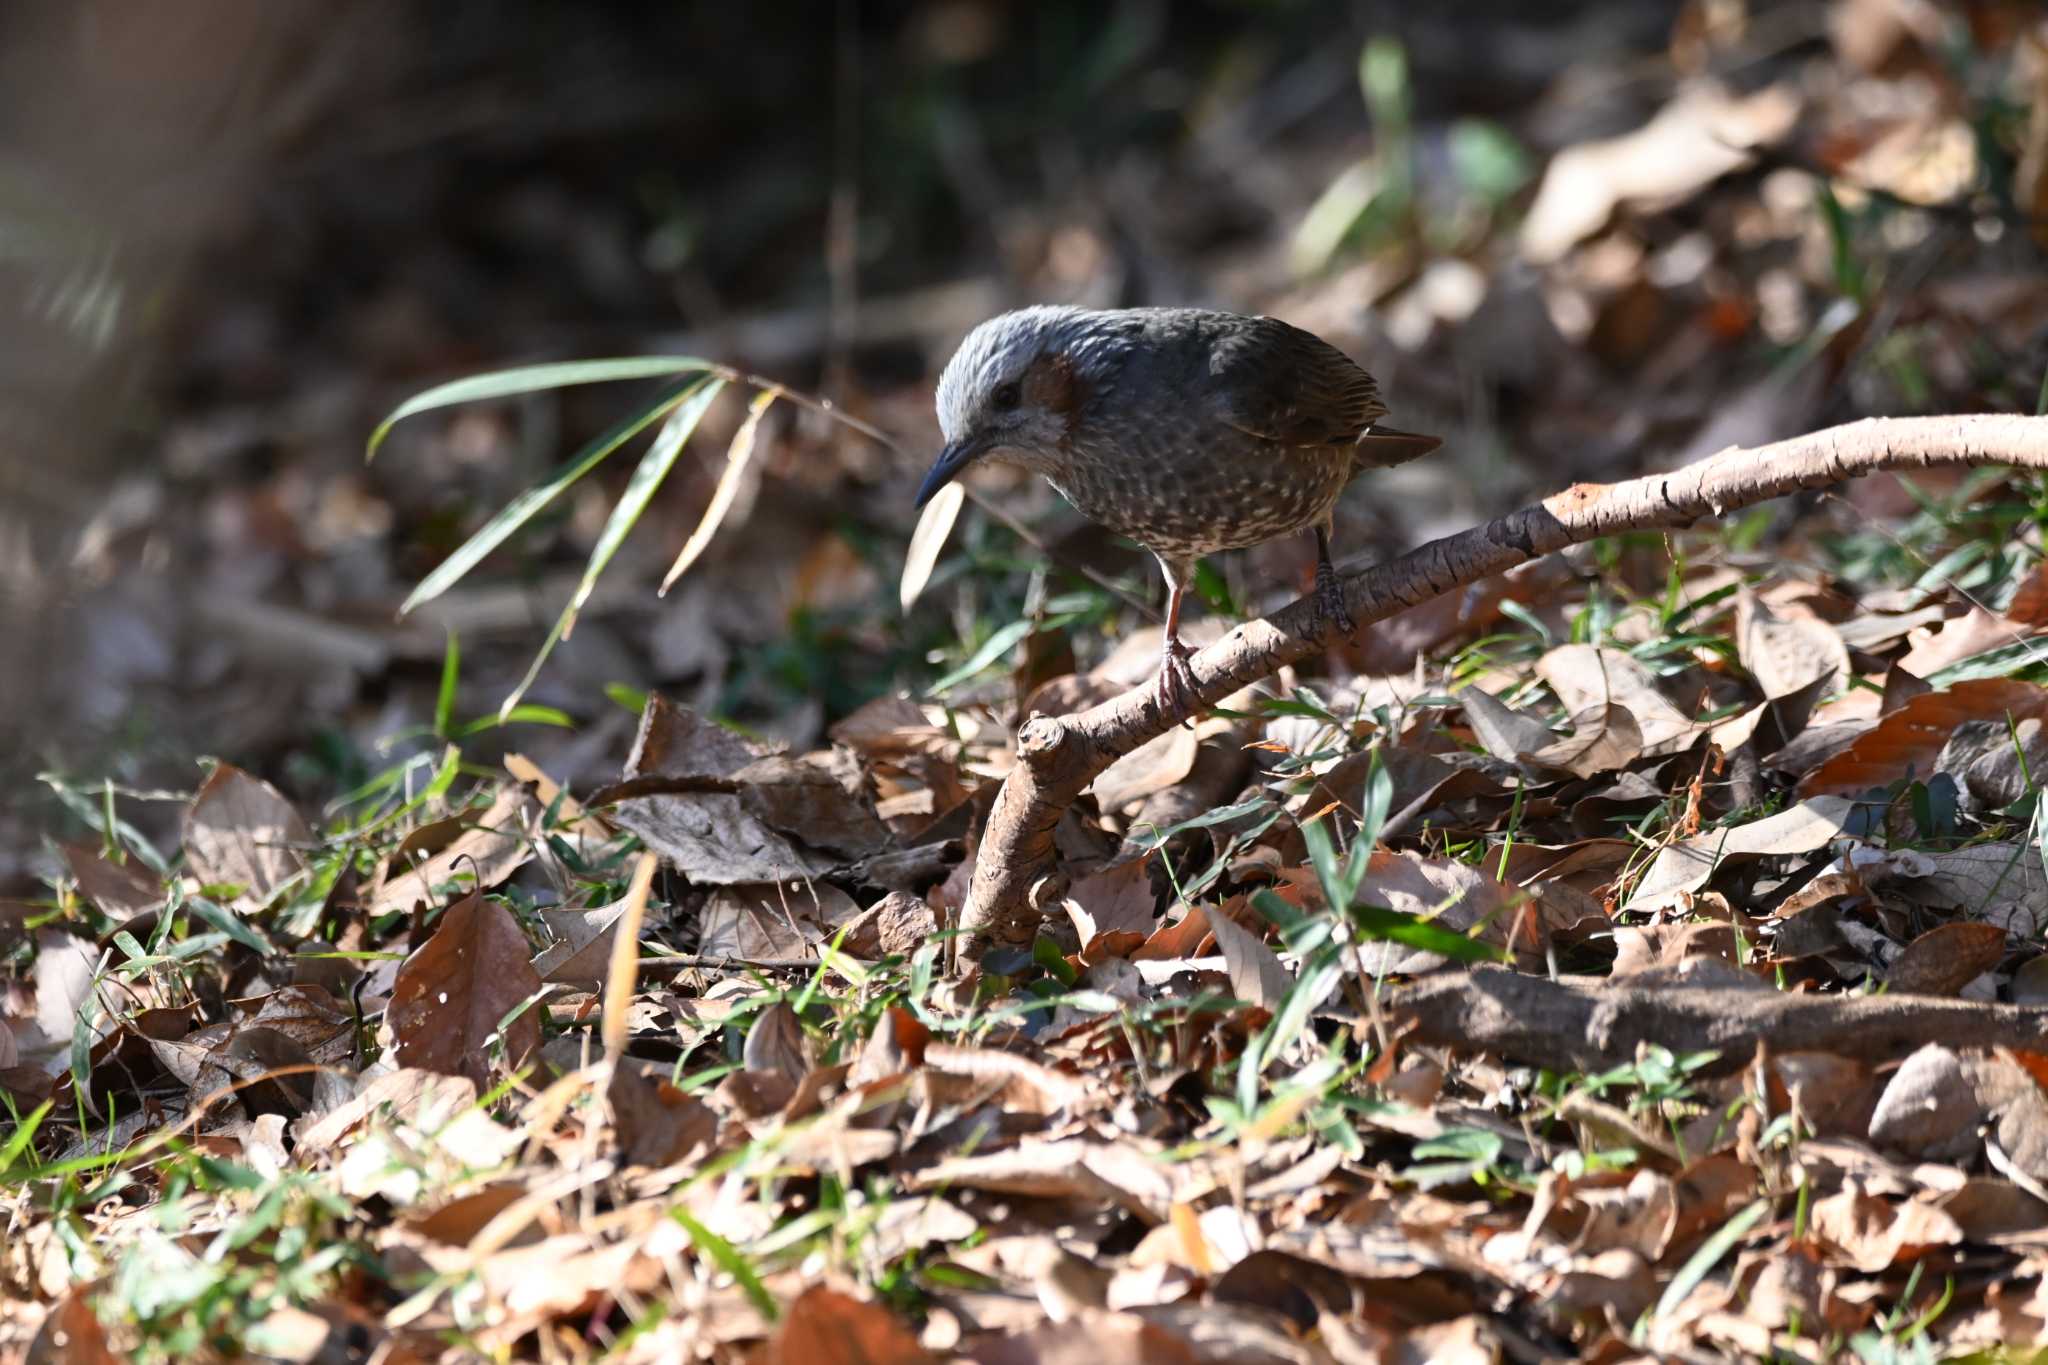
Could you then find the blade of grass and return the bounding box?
[671,1208,779,1322]
[434,632,460,740]
[400,376,705,616]
[366,356,717,460]
[659,386,778,594]
[496,377,726,718]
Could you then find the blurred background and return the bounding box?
[1,0,2044,884]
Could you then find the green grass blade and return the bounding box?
[434,632,460,740]
[366,356,718,460]
[496,377,726,718]
[671,1208,779,1322]
[398,376,702,617]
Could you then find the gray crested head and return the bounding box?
[917,305,1090,506]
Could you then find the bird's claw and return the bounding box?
[1313,558,1356,639]
[1155,638,1199,728]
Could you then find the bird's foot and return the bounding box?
[1313,557,1357,639]
[1154,637,1200,727]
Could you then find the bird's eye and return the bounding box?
[991,381,1022,412]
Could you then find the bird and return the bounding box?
[914,305,1442,717]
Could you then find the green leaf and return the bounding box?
[1645,1198,1769,1337]
[1350,903,1505,963]
[434,632,460,740]
[453,705,575,738]
[366,356,718,460]
[496,377,726,718]
[183,896,276,955]
[929,618,1034,695]
[398,375,706,617]
[670,1208,779,1323]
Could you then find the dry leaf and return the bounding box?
[1521,81,1799,263]
[1886,922,2006,996]
[1205,911,1290,1010]
[766,1286,936,1365]
[388,891,543,1089]
[184,762,311,910]
[1737,587,1850,701]
[370,785,534,916]
[1537,644,1703,756]
[1624,797,1855,912]
[900,478,964,612]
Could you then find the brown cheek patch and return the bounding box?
[1021,351,1086,427]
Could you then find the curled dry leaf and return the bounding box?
[369,784,534,917]
[1537,644,1703,757]
[1520,81,1799,263]
[1624,797,1855,913]
[388,890,543,1090]
[1804,680,2048,798]
[1204,910,1291,1011]
[604,694,850,885]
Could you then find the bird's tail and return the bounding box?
[1353,425,1444,471]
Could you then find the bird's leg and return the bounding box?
[1312,522,1357,639]
[1153,554,1200,724]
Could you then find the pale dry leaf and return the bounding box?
[660,386,776,594]
[184,762,312,911]
[1456,685,1555,764]
[1521,81,1799,263]
[1089,724,1201,813]
[697,881,860,960]
[370,785,534,916]
[900,478,964,612]
[1807,1183,1964,1273]
[1737,587,1850,701]
[1624,796,1855,913]
[1205,911,1291,1010]
[1537,644,1703,756]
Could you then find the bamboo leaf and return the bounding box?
[497,377,727,718]
[659,386,777,595]
[366,356,718,460]
[398,376,702,617]
[900,479,964,611]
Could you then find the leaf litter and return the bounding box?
[15,12,2048,1365]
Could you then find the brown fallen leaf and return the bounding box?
[369,784,535,917]
[1737,587,1850,701]
[1520,81,1799,263]
[1886,922,2007,996]
[1624,797,1855,913]
[1537,644,1704,757]
[1204,908,1291,1010]
[183,762,311,911]
[388,890,543,1089]
[765,1285,936,1365]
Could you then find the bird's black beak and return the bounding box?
[915,436,982,508]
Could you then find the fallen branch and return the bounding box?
[957,413,2048,969]
[1391,966,2048,1073]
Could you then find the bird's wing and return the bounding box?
[1206,315,1389,449]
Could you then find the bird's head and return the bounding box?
[916,306,1087,506]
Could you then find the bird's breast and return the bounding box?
[1046,437,1354,557]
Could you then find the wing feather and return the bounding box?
[1207,315,1389,448]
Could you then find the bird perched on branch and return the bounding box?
[915,305,1442,716]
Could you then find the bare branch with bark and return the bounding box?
[957,413,2048,970]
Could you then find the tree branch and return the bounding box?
[957,413,2048,970]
